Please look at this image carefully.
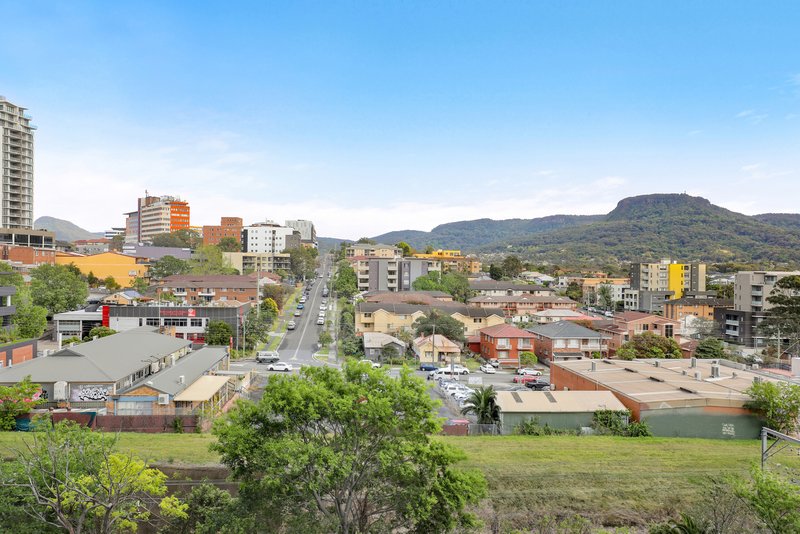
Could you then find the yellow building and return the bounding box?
[412,250,481,274]
[56,251,148,287]
[355,303,505,336]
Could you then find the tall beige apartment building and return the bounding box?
[0,97,34,229]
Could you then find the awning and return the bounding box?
[173,375,230,402]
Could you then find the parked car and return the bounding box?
[359,359,381,369]
[489,359,500,368]
[297,303,304,309]
[320,304,327,311]
[287,321,296,330]
[512,375,539,384]
[419,363,439,372]
[255,351,279,363]
[293,310,302,317]
[526,380,551,391]
[316,317,325,325]
[299,296,307,303]
[267,362,293,372]
[479,364,496,374]
[517,368,543,376]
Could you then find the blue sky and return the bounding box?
[1,1,799,239]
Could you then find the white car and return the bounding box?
[316,317,325,325]
[517,368,543,376]
[479,364,496,374]
[267,362,293,372]
[359,359,381,369]
[287,321,296,330]
[320,304,327,311]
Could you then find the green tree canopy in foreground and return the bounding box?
[745,380,800,434]
[30,264,89,315]
[206,320,234,346]
[212,363,486,533]
[412,271,472,302]
[149,255,191,280]
[616,332,682,360]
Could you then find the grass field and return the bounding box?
[0,431,788,528]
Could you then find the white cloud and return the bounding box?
[735,109,768,124]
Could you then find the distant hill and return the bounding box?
[34,216,103,242]
[753,213,800,232]
[488,194,800,266]
[317,237,351,253]
[372,215,603,251]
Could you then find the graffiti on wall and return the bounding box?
[71,384,111,402]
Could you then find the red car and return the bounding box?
[512,375,538,384]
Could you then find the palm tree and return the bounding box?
[460,386,500,425]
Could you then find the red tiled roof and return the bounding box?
[479,323,536,338]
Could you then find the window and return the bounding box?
[190,318,203,327]
[163,318,187,327]
[497,338,511,349]
[473,318,482,323]
[665,324,674,338]
[497,350,509,359]
[642,324,649,331]
[145,318,159,327]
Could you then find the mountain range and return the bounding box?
[34,216,104,242]
[339,194,800,267]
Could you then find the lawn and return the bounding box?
[0,430,786,528]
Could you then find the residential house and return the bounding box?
[101,290,143,306]
[156,275,258,305]
[530,309,602,324]
[411,250,481,274]
[663,297,733,335]
[413,334,461,365]
[0,245,55,267]
[469,295,578,320]
[73,238,111,255]
[519,271,555,284]
[55,251,148,287]
[478,323,536,368]
[468,280,555,297]
[362,332,407,360]
[355,302,504,337]
[527,321,608,363]
[345,243,400,258]
[596,311,682,356]
[363,290,454,305]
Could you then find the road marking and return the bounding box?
[289,267,327,361]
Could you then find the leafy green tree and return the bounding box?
[163,483,245,534]
[519,351,538,367]
[189,245,238,275]
[412,271,473,303]
[109,234,125,252]
[206,321,234,346]
[8,420,187,533]
[736,466,800,534]
[461,386,500,425]
[286,247,318,280]
[745,381,800,434]
[412,309,466,344]
[616,332,682,360]
[565,282,583,302]
[380,344,399,363]
[87,326,116,339]
[30,264,89,315]
[356,237,377,244]
[488,263,503,281]
[212,363,486,533]
[694,337,725,359]
[130,276,149,293]
[103,275,121,291]
[261,297,279,318]
[242,309,271,350]
[151,229,201,249]
[261,285,289,311]
[596,284,615,310]
[217,237,241,252]
[318,331,332,349]
[340,335,363,356]
[149,255,191,280]
[333,262,358,299]
[501,255,524,279]
[759,275,800,357]
[395,241,413,256]
[0,377,44,430]
[0,262,25,290]
[12,287,48,340]
[86,271,100,287]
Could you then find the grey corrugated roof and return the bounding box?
[0,330,191,384]
[527,321,604,339]
[357,302,504,318]
[122,347,228,396]
[362,332,406,350]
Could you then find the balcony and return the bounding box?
[725,328,739,336]
[726,319,739,326]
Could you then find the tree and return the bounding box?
[189,245,238,275]
[212,363,486,533]
[261,285,289,311]
[318,331,332,349]
[460,386,500,425]
[395,241,413,257]
[759,275,800,357]
[565,282,583,302]
[102,275,121,292]
[217,237,241,253]
[412,309,466,344]
[130,276,149,294]
[30,264,89,315]
[151,229,201,249]
[694,337,725,359]
[736,466,800,534]
[690,317,719,340]
[519,351,538,367]
[745,381,800,434]
[0,377,44,430]
[7,420,187,533]
[109,234,125,252]
[12,287,48,340]
[596,284,614,310]
[333,262,358,299]
[356,237,377,244]
[206,321,234,346]
[242,309,271,350]
[286,247,318,280]
[501,255,524,279]
[488,264,503,281]
[261,297,279,319]
[411,271,472,303]
[87,326,116,340]
[149,255,191,280]
[380,344,399,363]
[0,262,25,290]
[85,271,100,288]
[616,332,682,360]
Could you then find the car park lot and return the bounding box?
[420,365,550,391]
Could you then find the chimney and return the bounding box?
[711,365,720,378]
